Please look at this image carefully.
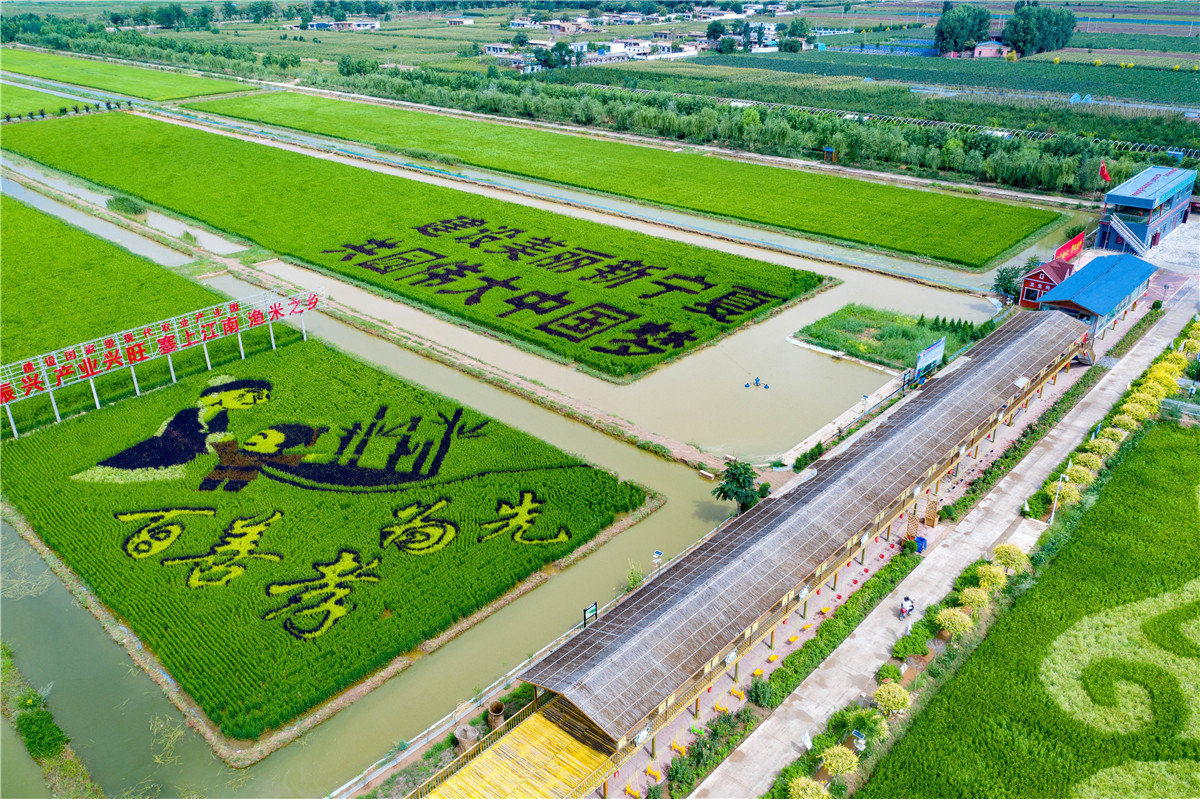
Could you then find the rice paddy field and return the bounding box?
[0,197,647,743]
[187,91,1061,267]
[0,112,824,379]
[700,51,1199,105]
[794,303,986,370]
[858,423,1200,798]
[0,81,64,115]
[0,48,245,100]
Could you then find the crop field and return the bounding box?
[0,112,826,379]
[858,424,1200,798]
[794,303,987,370]
[0,195,253,431]
[0,48,244,100]
[1026,50,1200,70]
[0,82,62,115]
[0,199,647,740]
[2,342,646,740]
[700,51,1199,105]
[1067,32,1200,54]
[186,92,1058,267]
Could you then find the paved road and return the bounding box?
[696,269,1199,798]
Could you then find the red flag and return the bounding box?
[1099,159,1112,182]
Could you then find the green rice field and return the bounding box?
[187,91,1061,268]
[0,82,63,115]
[795,303,988,370]
[0,48,245,100]
[858,423,1200,798]
[0,112,824,379]
[0,198,647,742]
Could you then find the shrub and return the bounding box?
[1182,338,1200,356]
[874,682,911,716]
[1073,452,1103,470]
[748,675,773,705]
[893,618,936,659]
[14,709,69,760]
[876,663,902,684]
[789,776,830,799]
[105,195,147,215]
[936,607,972,639]
[991,543,1029,574]
[1099,428,1126,442]
[821,744,859,776]
[1056,483,1083,506]
[1120,401,1154,420]
[959,586,989,612]
[1065,465,1096,485]
[1083,436,1121,453]
[976,563,1008,593]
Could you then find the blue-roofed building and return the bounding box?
[1037,253,1157,353]
[1098,166,1195,255]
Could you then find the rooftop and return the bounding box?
[1023,258,1076,285]
[1038,254,1157,317]
[522,311,1086,741]
[1106,166,1197,208]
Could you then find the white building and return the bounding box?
[445,17,473,25]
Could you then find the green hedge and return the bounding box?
[757,551,922,708]
[14,708,69,760]
[664,707,758,798]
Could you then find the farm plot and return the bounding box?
[186,91,1060,268]
[702,51,1199,105]
[2,343,646,742]
[794,303,990,370]
[0,112,824,379]
[0,82,63,116]
[0,195,257,432]
[0,48,244,100]
[858,424,1200,798]
[0,204,647,742]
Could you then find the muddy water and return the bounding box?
[0,721,50,799]
[0,273,731,797]
[144,210,246,255]
[257,256,993,462]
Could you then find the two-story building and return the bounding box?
[1098,166,1196,254]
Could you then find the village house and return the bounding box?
[483,42,512,55]
[508,17,541,29]
[445,17,473,25]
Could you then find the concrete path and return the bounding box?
[695,280,1199,799]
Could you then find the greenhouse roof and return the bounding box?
[522,311,1087,741]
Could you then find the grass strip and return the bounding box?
[0,48,243,100]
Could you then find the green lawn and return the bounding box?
[0,199,646,742]
[0,49,244,100]
[1,112,824,379]
[795,303,987,370]
[858,423,1200,798]
[0,82,63,116]
[186,91,1060,268]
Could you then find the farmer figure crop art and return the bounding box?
[74,378,272,483]
[199,424,327,492]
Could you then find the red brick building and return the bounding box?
[1019,258,1077,309]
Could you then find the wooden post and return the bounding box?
[603,779,608,798]
[694,697,700,718]
[734,661,740,682]
[831,570,839,589]
[800,599,808,619]
[651,735,656,759]
[769,627,775,650]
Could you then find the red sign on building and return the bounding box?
[1053,231,1086,262]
